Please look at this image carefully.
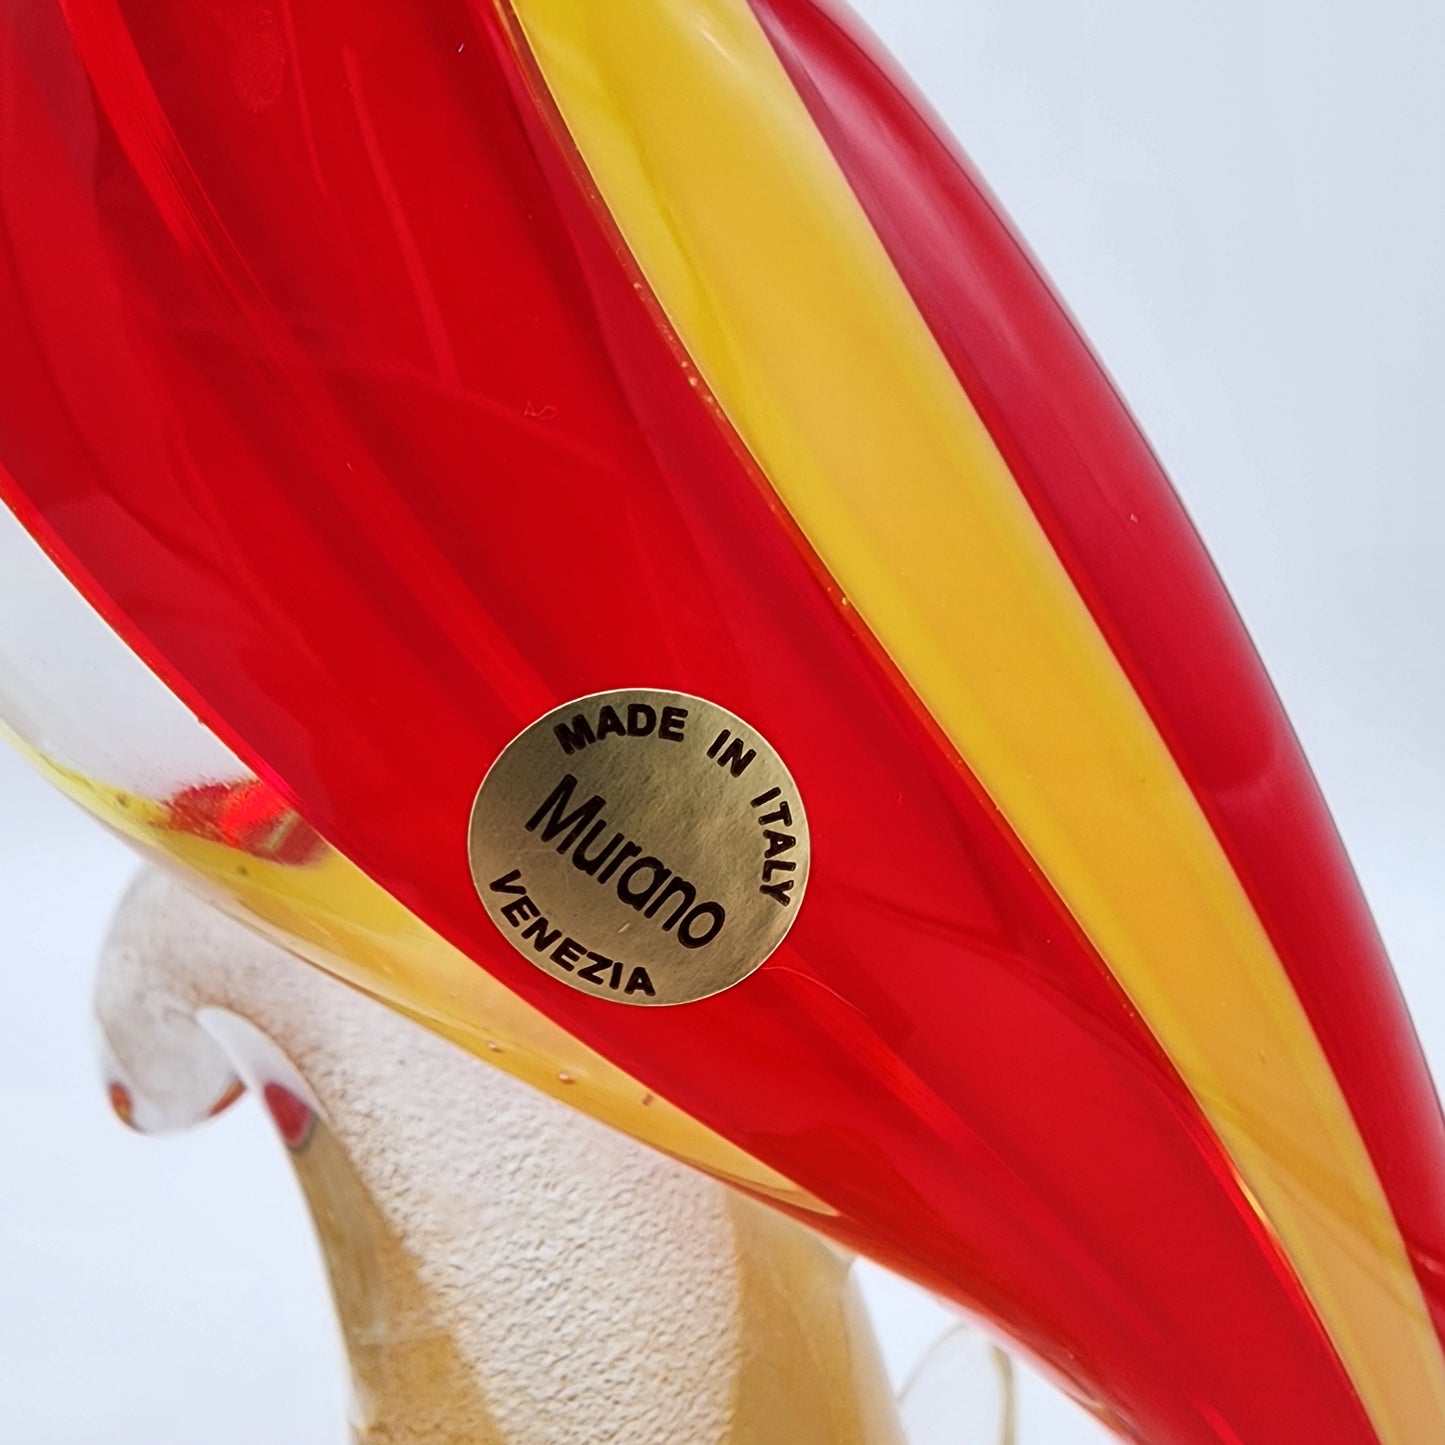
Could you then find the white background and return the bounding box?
[1,0,1441,1439]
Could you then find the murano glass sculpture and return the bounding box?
[99,865,1014,1444]
[1,2,1440,1441]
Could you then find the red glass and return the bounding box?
[1,3,1439,1441]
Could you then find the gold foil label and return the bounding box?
[468,690,809,1006]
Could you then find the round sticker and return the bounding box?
[468,689,809,1006]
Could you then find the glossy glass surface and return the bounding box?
[2,3,1441,1440]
